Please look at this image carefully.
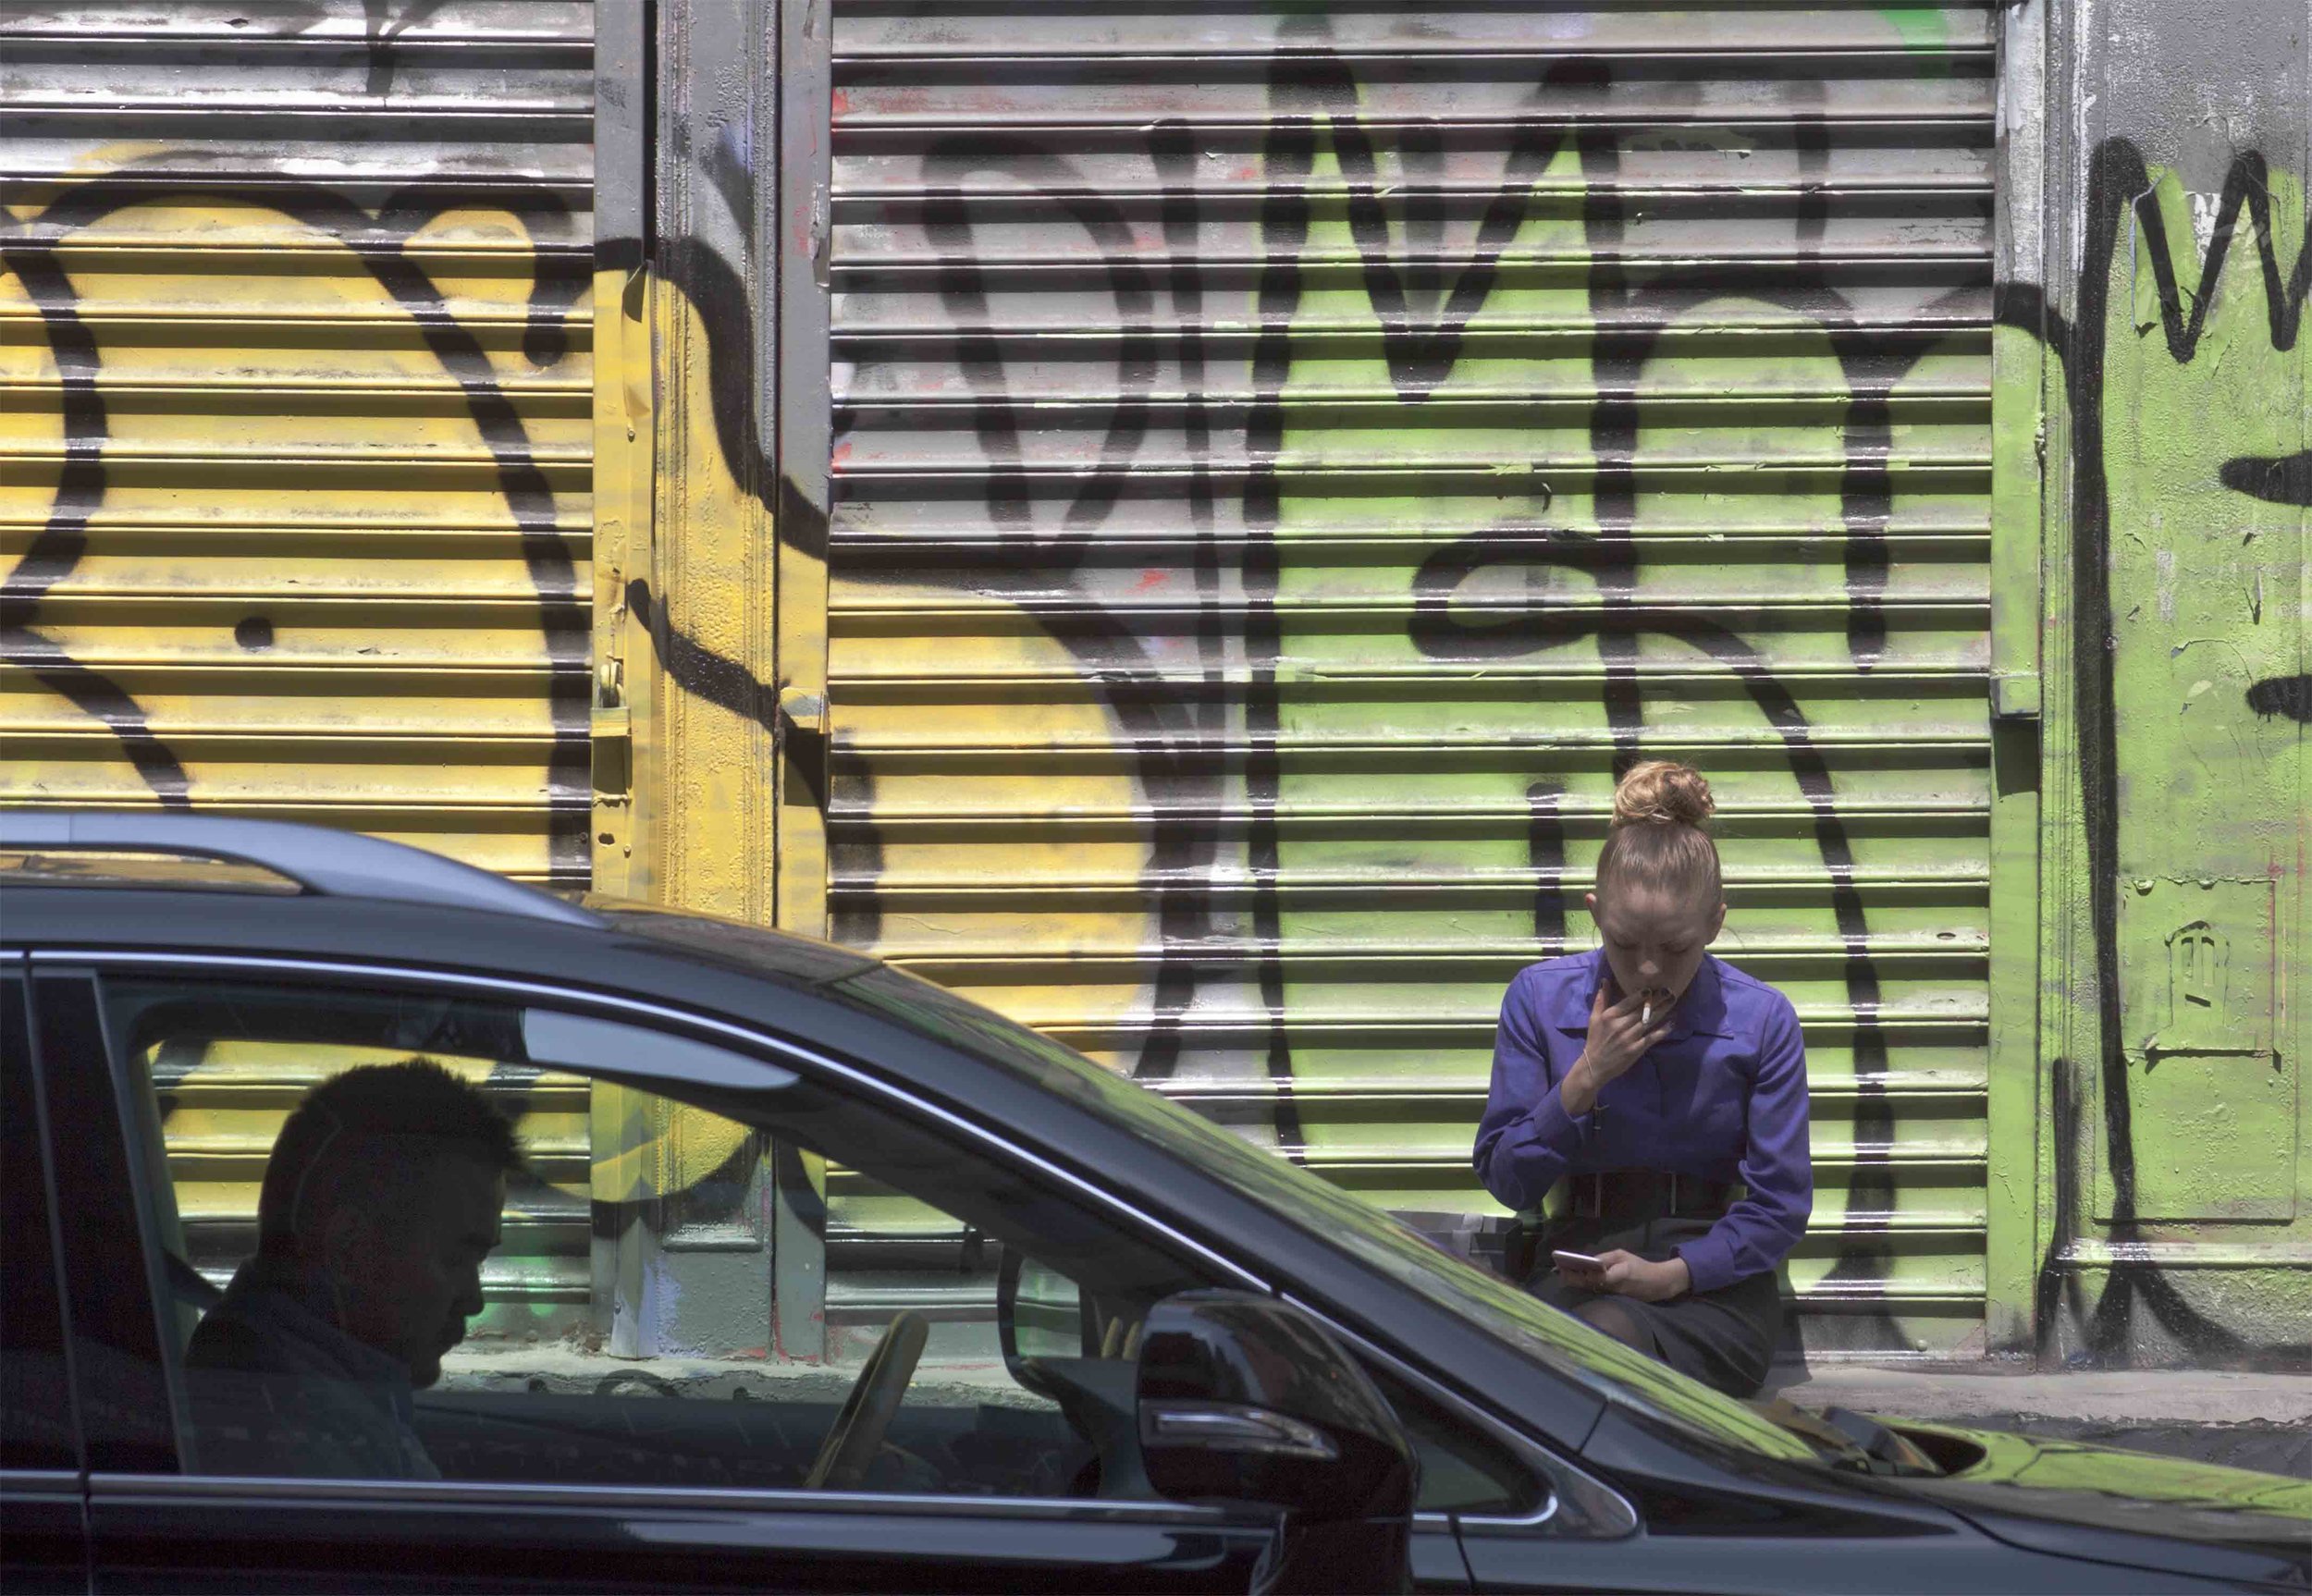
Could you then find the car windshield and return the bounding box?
[830,963,1816,1465]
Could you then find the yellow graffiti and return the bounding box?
[2,188,592,881]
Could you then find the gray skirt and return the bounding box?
[1524,1214,1784,1398]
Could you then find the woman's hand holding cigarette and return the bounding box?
[1560,982,1674,1116]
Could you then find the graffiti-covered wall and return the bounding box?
[2024,0,2310,1364]
[797,1,2003,1360]
[6,1,2306,1369]
[2,2,598,880]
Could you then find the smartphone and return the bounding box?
[1551,1249,1605,1272]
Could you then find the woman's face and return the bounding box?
[1585,883,1726,1012]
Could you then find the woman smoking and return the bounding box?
[1472,760,1813,1397]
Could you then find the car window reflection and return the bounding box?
[98,979,1196,1500]
[98,974,1539,1513]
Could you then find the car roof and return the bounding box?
[0,811,601,927]
[0,879,881,1003]
[0,812,875,990]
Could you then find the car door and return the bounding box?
[37,955,1388,1594]
[2,963,88,1595]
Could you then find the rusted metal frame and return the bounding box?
[1984,0,2048,1355]
[593,0,792,1359]
[2026,0,2090,1363]
[774,0,833,940]
[773,0,833,1362]
[591,0,652,1350]
[642,0,777,922]
[593,0,649,900]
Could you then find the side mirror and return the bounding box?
[1137,1291,1416,1595]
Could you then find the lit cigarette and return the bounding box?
[1642,998,1653,1028]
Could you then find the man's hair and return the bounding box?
[256,1058,523,1259]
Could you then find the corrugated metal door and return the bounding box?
[2,3,597,1339]
[819,3,1996,1357]
[2,1,595,882]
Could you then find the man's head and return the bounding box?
[256,1059,521,1388]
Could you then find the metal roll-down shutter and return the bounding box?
[2,1,596,883]
[2,1,598,1338]
[821,3,1996,1357]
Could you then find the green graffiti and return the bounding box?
[2097,162,2306,1228]
[1257,93,1996,1352]
[2034,145,2311,1366]
[1879,8,1949,53]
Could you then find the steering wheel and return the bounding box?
[803,1310,928,1491]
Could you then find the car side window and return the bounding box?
[96,971,1225,1499]
[2,972,78,1472]
[1364,1363,1550,1518]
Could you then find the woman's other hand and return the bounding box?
[1590,1250,1691,1303]
[1559,983,1672,1116]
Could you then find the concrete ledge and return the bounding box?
[1771,1367,2312,1479]
[1772,1367,2312,1427]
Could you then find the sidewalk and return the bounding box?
[1769,1366,2312,1479]
[1395,1215,2312,1481]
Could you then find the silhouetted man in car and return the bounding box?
[186,1058,519,1479]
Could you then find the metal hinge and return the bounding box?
[594,652,633,796]
[1991,671,2042,720]
[779,686,827,735]
[593,705,632,798]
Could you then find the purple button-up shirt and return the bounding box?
[1472,948,1812,1295]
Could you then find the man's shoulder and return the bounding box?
[184,1306,277,1374]
[184,1264,345,1380]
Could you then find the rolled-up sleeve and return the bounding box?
[1472,972,1590,1213]
[1676,992,1812,1294]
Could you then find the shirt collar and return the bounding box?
[1549,948,1735,1040]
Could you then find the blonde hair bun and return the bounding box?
[1612,760,1715,828]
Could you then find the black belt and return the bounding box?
[1568,1170,1735,1222]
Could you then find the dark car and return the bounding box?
[3,814,2306,1594]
